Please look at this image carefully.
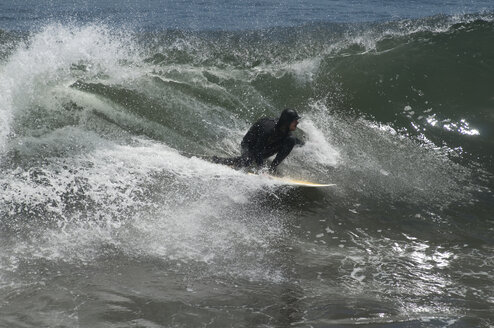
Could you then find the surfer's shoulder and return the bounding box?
[254,117,276,129]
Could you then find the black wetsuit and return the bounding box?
[213,109,303,172]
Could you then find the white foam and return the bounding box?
[1,135,289,282]
[297,119,340,167]
[0,23,140,154]
[288,58,321,83]
[250,57,321,85]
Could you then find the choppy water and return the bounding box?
[1,1,494,327]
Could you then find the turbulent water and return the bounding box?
[1,2,494,327]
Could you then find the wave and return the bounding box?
[0,14,493,281]
[133,14,494,168]
[319,18,494,166]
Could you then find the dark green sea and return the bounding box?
[1,1,493,327]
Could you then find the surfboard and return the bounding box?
[248,172,335,188]
[187,153,335,187]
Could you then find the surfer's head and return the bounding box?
[278,108,301,132]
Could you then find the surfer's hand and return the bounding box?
[295,136,305,147]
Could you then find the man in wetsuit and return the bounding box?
[212,108,304,173]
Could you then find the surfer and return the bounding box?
[212,108,304,173]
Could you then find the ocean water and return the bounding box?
[1,1,494,327]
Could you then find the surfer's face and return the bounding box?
[289,119,299,131]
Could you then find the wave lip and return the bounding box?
[0,23,140,153]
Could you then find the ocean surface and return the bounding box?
[1,1,494,327]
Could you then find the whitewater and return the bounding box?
[1,1,493,327]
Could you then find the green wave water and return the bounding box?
[0,13,493,328]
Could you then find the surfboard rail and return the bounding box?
[248,172,335,187]
[188,153,335,187]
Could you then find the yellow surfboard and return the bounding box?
[248,173,335,187]
[188,153,334,187]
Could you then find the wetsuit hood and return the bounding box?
[275,108,301,133]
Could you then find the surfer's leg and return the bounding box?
[210,146,254,168]
[211,156,242,166]
[211,153,253,168]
